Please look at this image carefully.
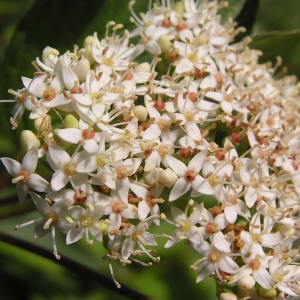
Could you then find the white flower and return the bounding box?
[1,146,50,201]
[47,144,92,192]
[164,201,204,248]
[193,241,239,283]
[66,203,105,246]
[165,150,213,201]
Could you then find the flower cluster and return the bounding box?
[1,0,300,299]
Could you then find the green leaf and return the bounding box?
[250,29,300,52]
[250,30,300,77]
[218,0,246,23]
[234,0,259,41]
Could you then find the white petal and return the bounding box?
[252,268,272,290]
[66,226,85,244]
[138,201,150,220]
[22,146,38,174]
[1,157,22,176]
[29,192,50,215]
[48,145,70,168]
[56,129,82,143]
[169,178,191,201]
[218,256,239,274]
[165,156,187,177]
[16,181,29,202]
[196,259,214,283]
[28,174,50,192]
[51,170,69,191]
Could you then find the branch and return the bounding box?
[0,231,154,300]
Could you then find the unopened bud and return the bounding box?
[275,224,295,237]
[219,293,237,300]
[42,46,59,67]
[20,130,40,151]
[159,168,178,188]
[73,58,90,83]
[64,114,79,129]
[83,35,96,65]
[157,35,171,53]
[134,62,150,73]
[99,223,108,236]
[133,105,148,122]
[258,286,276,299]
[237,275,255,291]
[172,1,184,15]
[34,115,51,132]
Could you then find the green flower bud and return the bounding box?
[64,114,79,129]
[34,115,51,132]
[133,105,148,122]
[20,130,40,151]
[134,62,151,73]
[219,293,237,300]
[73,58,90,83]
[157,34,171,53]
[83,35,96,65]
[258,286,277,299]
[172,1,185,15]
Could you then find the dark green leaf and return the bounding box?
[218,0,246,23]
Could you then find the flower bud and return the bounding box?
[42,46,59,67]
[159,168,178,188]
[157,35,171,53]
[64,114,79,129]
[172,1,184,15]
[134,62,150,73]
[20,130,40,151]
[34,115,51,132]
[219,293,237,300]
[237,286,257,299]
[83,35,96,65]
[237,275,256,291]
[133,105,148,122]
[275,224,295,237]
[98,223,108,236]
[73,58,90,83]
[144,168,163,185]
[258,286,276,299]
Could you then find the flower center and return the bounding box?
[112,201,127,214]
[63,162,77,176]
[132,230,144,242]
[80,216,92,228]
[12,170,30,184]
[44,213,58,229]
[43,86,56,101]
[82,128,95,139]
[185,170,197,182]
[116,167,129,179]
[91,92,103,103]
[188,92,198,103]
[206,222,219,234]
[146,195,157,207]
[74,190,87,204]
[208,174,221,187]
[249,258,260,270]
[70,80,83,94]
[178,220,191,232]
[96,157,106,167]
[208,250,221,263]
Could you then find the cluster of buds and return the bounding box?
[1,0,300,299]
